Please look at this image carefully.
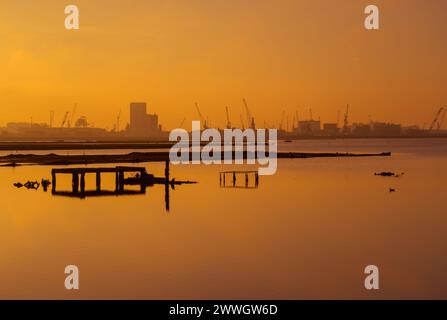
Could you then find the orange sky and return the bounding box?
[0,0,446,130]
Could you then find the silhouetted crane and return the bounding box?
[343,104,350,134]
[178,117,186,128]
[225,106,231,129]
[439,108,446,130]
[116,109,121,132]
[195,102,208,130]
[279,110,285,131]
[295,110,299,129]
[60,111,69,128]
[68,103,77,128]
[429,107,446,131]
[50,110,54,128]
[240,114,245,130]
[242,98,255,129]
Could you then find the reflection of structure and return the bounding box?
[51,163,196,211]
[219,171,259,189]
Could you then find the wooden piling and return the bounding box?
[96,172,101,191]
[52,171,56,193]
[80,173,85,193]
[72,173,79,193]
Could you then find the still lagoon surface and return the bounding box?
[1,138,447,299]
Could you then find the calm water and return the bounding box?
[1,138,447,299]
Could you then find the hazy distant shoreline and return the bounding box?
[0,136,446,151]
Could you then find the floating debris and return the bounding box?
[41,179,51,192]
[14,179,51,191]
[375,171,404,177]
[14,181,40,189]
[24,181,40,190]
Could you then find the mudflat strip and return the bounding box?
[0,151,391,166]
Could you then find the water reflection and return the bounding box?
[13,161,197,212]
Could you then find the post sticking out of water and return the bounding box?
[52,171,56,193]
[72,173,79,193]
[219,171,259,189]
[96,172,101,191]
[118,171,124,191]
[165,160,170,184]
[80,173,85,193]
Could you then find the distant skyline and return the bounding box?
[0,0,446,129]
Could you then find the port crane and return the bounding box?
[240,114,245,130]
[60,111,69,128]
[429,107,446,131]
[440,108,446,130]
[195,103,208,130]
[343,104,350,134]
[50,110,54,128]
[225,107,231,129]
[68,103,77,128]
[295,110,299,130]
[116,109,121,132]
[242,98,255,129]
[279,110,285,131]
[178,117,186,128]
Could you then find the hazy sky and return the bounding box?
[0,0,446,129]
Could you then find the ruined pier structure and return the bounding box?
[219,170,259,189]
[51,161,170,196]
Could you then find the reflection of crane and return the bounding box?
[195,102,207,130]
[242,98,255,129]
[60,111,69,128]
[225,107,231,129]
[343,104,349,134]
[429,107,446,131]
